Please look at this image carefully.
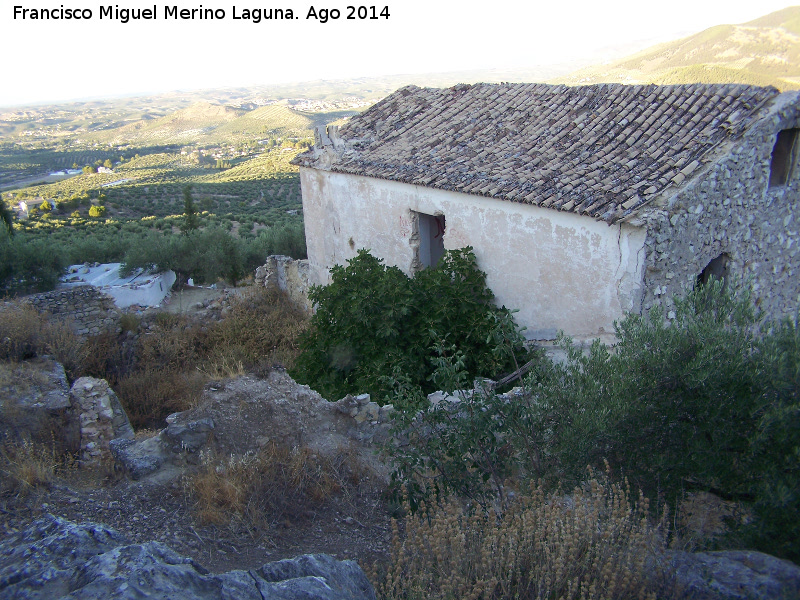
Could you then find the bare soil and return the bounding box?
[0,458,393,575]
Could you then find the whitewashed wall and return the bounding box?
[300,168,647,342]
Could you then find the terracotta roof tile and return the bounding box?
[294,82,781,223]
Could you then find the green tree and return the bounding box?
[0,202,14,236]
[88,205,106,218]
[103,159,113,169]
[40,199,52,212]
[181,185,199,233]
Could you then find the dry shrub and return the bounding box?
[138,314,207,372]
[0,301,44,361]
[671,491,747,551]
[39,320,87,381]
[372,474,668,600]
[204,288,308,375]
[189,443,362,533]
[115,368,206,429]
[0,301,86,379]
[0,437,59,498]
[81,332,136,382]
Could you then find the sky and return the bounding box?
[1,1,796,107]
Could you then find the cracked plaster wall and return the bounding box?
[633,93,800,322]
[300,168,646,342]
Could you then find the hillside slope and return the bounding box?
[553,6,800,90]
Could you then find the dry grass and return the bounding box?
[203,287,308,377]
[1,288,309,432]
[0,301,86,379]
[371,472,669,600]
[671,491,748,551]
[0,437,63,499]
[114,368,206,429]
[188,443,366,534]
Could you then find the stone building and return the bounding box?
[293,83,800,342]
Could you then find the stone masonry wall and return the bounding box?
[24,285,120,336]
[635,92,800,322]
[255,255,313,314]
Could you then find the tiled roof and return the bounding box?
[293,83,780,223]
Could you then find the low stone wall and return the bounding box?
[255,255,313,314]
[24,285,120,336]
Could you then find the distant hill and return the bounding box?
[553,6,800,91]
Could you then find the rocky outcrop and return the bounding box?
[0,515,376,600]
[69,377,134,467]
[110,370,394,481]
[0,357,79,454]
[669,549,800,600]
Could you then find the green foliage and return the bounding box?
[122,226,256,286]
[88,205,106,218]
[0,203,14,236]
[743,313,800,562]
[291,248,528,403]
[516,281,765,499]
[387,346,535,509]
[0,233,65,294]
[384,280,800,561]
[181,184,199,233]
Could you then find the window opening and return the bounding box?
[697,253,730,287]
[416,212,446,268]
[769,128,799,188]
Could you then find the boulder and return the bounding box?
[109,436,165,480]
[669,549,800,600]
[0,357,79,454]
[110,417,214,479]
[0,515,377,600]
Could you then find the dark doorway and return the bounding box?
[417,212,446,268]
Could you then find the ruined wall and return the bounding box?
[300,167,646,342]
[255,255,313,314]
[24,286,120,336]
[634,92,800,322]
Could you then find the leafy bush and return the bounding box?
[88,205,106,218]
[744,313,800,562]
[291,248,529,403]
[384,279,800,561]
[370,474,667,600]
[517,281,800,561]
[505,281,764,499]
[386,347,538,508]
